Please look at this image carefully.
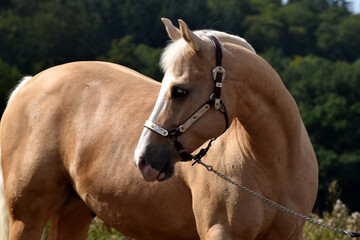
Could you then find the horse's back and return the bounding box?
[1,61,156,179]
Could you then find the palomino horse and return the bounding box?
[0,62,200,240]
[0,19,255,239]
[0,18,317,240]
[134,19,318,239]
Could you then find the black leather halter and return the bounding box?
[144,35,229,162]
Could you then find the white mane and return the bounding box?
[7,76,32,105]
[160,30,255,73]
[160,39,189,74]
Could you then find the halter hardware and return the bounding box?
[144,35,228,162]
[212,66,225,110]
[145,120,169,136]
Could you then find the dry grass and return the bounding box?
[304,199,360,240]
[87,218,133,240]
[41,199,360,239]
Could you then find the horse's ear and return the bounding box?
[178,19,203,52]
[161,18,181,40]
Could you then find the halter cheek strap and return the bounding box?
[144,35,229,162]
[144,103,212,137]
[208,34,225,111]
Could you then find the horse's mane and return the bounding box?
[7,76,33,105]
[160,30,255,73]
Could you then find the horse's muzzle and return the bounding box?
[137,156,165,182]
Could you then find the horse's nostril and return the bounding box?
[136,156,161,182]
[138,156,147,171]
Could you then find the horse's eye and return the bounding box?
[171,86,188,98]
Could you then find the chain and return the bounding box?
[193,159,360,238]
[191,138,217,164]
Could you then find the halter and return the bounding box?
[144,35,229,162]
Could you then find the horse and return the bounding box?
[0,18,317,240]
[0,18,255,239]
[134,19,318,239]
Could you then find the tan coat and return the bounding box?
[1,19,318,240]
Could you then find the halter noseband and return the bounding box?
[144,35,229,162]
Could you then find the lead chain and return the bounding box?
[194,159,360,238]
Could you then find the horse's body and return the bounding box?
[0,19,318,240]
[0,62,197,240]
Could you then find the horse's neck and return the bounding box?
[225,49,303,169]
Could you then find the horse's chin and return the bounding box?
[140,165,174,182]
[157,165,175,182]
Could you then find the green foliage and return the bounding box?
[0,1,108,73]
[41,218,131,239]
[316,9,360,61]
[244,3,284,52]
[133,44,162,80]
[280,56,360,211]
[261,47,290,73]
[98,36,162,80]
[88,218,132,240]
[280,1,318,55]
[0,58,22,111]
[98,36,138,68]
[338,15,360,61]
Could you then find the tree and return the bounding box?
[281,56,360,211]
[98,36,162,80]
[0,58,22,112]
[0,0,107,74]
[280,1,318,56]
[316,5,359,61]
[338,15,360,61]
[243,1,284,52]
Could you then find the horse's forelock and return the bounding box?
[160,31,213,73]
[160,30,255,74]
[160,39,188,73]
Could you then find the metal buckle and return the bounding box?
[212,66,226,81]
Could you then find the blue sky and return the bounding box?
[350,0,360,13]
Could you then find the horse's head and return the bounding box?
[134,18,253,182]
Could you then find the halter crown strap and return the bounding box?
[208,35,225,110]
[208,35,222,66]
